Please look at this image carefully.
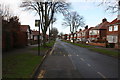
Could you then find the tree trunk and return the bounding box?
[43,31,47,47]
[72,33,74,43]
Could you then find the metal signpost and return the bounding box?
[35,20,40,56]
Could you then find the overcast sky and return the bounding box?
[0,0,117,34]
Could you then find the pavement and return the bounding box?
[3,44,46,56]
[37,39,119,78]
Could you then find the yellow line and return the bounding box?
[38,70,46,78]
[49,45,55,55]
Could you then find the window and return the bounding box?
[97,30,99,34]
[114,25,118,31]
[92,30,98,35]
[107,35,118,43]
[89,30,92,35]
[109,26,112,31]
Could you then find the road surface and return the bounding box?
[38,39,118,78]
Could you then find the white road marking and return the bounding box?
[87,63,91,67]
[80,58,85,61]
[68,54,70,56]
[64,55,65,56]
[97,72,106,78]
[77,55,79,56]
[69,56,76,70]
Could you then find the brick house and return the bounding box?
[2,25,30,51]
[107,18,120,48]
[79,26,93,43]
[62,34,68,40]
[89,18,110,42]
[31,30,49,44]
[31,30,40,40]
[31,30,43,44]
[89,27,99,41]
[76,29,82,41]
[20,25,31,45]
[67,34,71,41]
[31,30,43,40]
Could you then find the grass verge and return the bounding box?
[31,41,55,51]
[90,48,118,58]
[3,53,43,78]
[62,40,118,58]
[63,40,93,48]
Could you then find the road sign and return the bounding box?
[35,20,40,27]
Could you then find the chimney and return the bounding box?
[118,0,120,20]
[79,29,82,31]
[102,18,107,23]
[85,25,88,29]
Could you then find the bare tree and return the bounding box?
[20,0,70,47]
[98,0,120,13]
[49,27,58,40]
[59,32,64,39]
[62,11,85,43]
[49,17,56,42]
[0,4,13,20]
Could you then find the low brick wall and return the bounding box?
[88,43,106,47]
[115,44,120,49]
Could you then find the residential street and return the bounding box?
[38,39,118,78]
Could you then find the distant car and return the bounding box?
[86,39,91,43]
[71,40,73,42]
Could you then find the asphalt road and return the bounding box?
[38,39,118,78]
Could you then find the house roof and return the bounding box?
[109,18,120,25]
[64,34,68,36]
[92,21,110,30]
[20,25,30,32]
[77,30,82,33]
[80,27,93,33]
[88,27,94,30]
[32,30,48,36]
[32,31,40,35]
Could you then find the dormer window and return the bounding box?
[114,25,118,31]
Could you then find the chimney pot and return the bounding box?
[79,29,82,31]
[85,25,88,29]
[102,18,107,23]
